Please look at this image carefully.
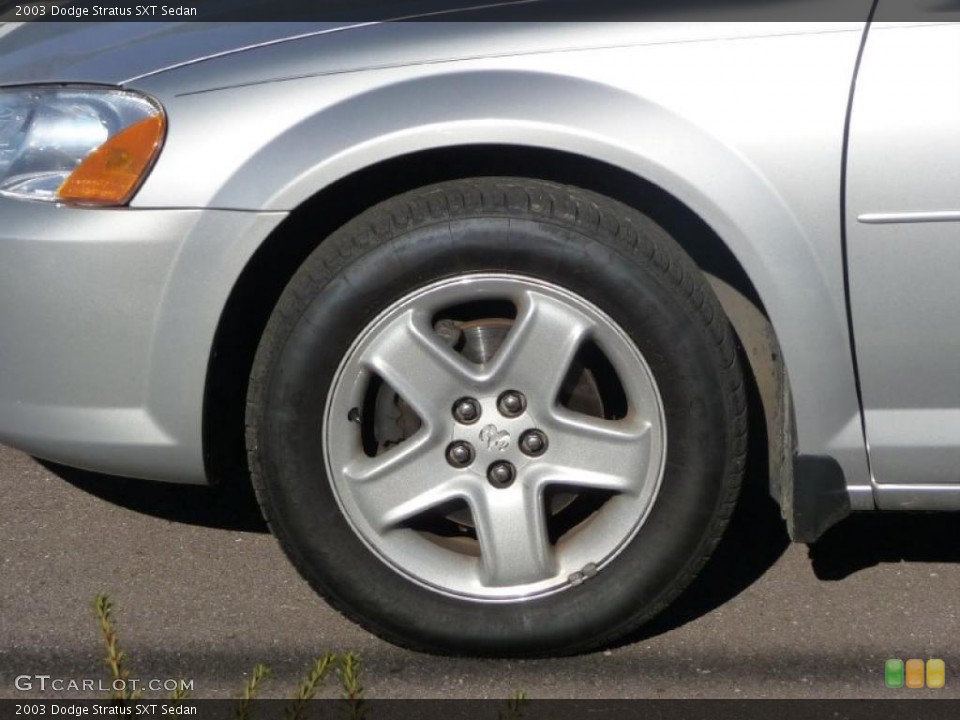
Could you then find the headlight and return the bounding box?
[0,86,164,206]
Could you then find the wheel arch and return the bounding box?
[139,67,866,519]
[203,144,810,529]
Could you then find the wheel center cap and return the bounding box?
[450,395,537,477]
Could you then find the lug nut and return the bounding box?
[446,441,475,468]
[497,390,527,418]
[487,461,517,488]
[452,397,481,425]
[519,429,548,457]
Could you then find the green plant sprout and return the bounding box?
[91,595,526,718]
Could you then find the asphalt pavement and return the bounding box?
[2,443,958,700]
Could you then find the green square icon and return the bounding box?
[886,659,905,688]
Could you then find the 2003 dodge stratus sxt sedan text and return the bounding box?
[1,8,957,655]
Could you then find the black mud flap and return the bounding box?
[788,454,852,544]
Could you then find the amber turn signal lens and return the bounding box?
[57,113,165,206]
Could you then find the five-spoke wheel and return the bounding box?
[325,275,665,598]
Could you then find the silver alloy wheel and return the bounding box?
[323,274,666,601]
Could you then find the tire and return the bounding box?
[246,177,746,657]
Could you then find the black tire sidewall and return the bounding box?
[254,193,737,656]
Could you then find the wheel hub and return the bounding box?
[449,393,541,480]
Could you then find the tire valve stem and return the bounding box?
[569,562,599,586]
[347,407,362,424]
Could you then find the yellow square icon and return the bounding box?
[906,659,925,688]
[927,659,946,689]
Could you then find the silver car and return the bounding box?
[1,11,957,656]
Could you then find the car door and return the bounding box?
[847,18,960,499]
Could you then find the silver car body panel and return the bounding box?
[0,198,285,482]
[0,23,366,86]
[846,21,960,506]
[4,14,951,512]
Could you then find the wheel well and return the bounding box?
[203,145,789,521]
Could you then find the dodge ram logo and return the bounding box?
[479,424,510,452]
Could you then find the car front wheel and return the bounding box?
[246,177,746,656]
